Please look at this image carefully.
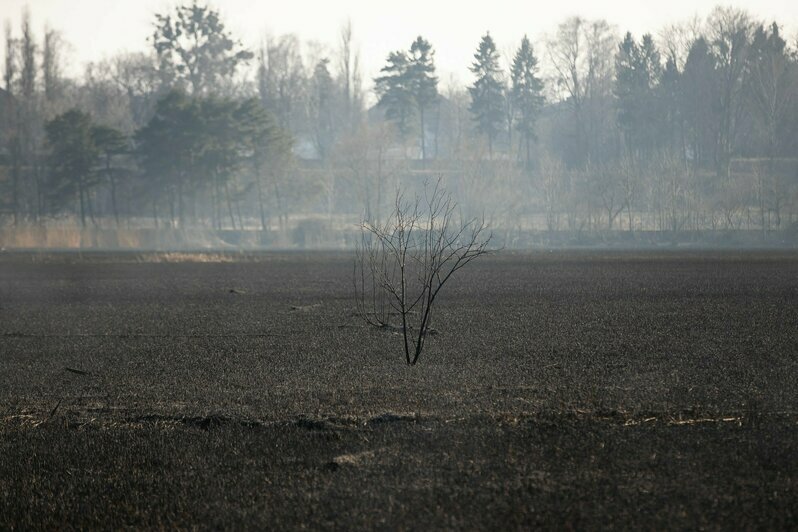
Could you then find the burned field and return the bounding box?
[1,251,797,529]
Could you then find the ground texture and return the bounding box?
[1,250,797,529]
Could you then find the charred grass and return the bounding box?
[1,250,797,529]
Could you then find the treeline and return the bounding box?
[1,3,797,237]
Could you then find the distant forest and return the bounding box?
[1,3,797,244]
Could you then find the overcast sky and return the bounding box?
[2,0,797,89]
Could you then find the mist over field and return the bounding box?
[2,3,798,529]
[0,2,796,250]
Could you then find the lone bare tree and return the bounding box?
[354,179,492,365]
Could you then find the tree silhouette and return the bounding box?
[510,35,545,167]
[45,109,100,226]
[407,36,438,160]
[469,33,505,158]
[375,51,414,138]
[91,125,128,226]
[152,2,253,95]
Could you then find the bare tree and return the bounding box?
[658,16,704,71]
[540,154,566,232]
[42,26,64,105]
[546,17,616,168]
[707,6,754,180]
[354,179,492,365]
[332,120,399,225]
[338,20,362,132]
[258,34,307,132]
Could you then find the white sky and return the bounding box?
[2,0,797,89]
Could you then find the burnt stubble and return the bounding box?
[1,251,797,529]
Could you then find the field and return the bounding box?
[1,250,797,529]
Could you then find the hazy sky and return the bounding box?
[2,0,797,88]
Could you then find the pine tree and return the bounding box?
[659,54,682,156]
[681,38,718,171]
[135,90,204,227]
[91,126,128,226]
[615,32,663,156]
[510,35,544,167]
[468,33,505,157]
[407,36,438,160]
[615,32,644,152]
[310,58,335,160]
[374,51,414,138]
[45,109,100,227]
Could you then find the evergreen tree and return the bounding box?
[310,58,335,160]
[638,34,663,151]
[91,126,128,226]
[45,109,100,226]
[374,51,414,138]
[407,36,438,160]
[614,32,642,145]
[659,54,683,156]
[510,35,544,167]
[468,33,505,157]
[135,90,204,226]
[614,33,663,156]
[680,38,719,172]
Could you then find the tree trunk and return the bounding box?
[10,144,20,226]
[78,180,86,228]
[224,181,236,230]
[419,106,426,163]
[152,199,159,229]
[86,189,98,228]
[107,156,120,227]
[256,174,267,232]
[525,134,531,170]
[177,178,185,229]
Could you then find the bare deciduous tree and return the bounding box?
[354,179,492,365]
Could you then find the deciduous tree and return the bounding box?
[152,2,253,96]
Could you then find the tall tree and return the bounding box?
[2,21,20,225]
[407,36,438,160]
[337,20,363,132]
[19,10,35,101]
[151,2,253,96]
[548,17,616,167]
[707,6,753,179]
[19,8,42,221]
[110,52,162,128]
[42,27,64,104]
[45,109,100,227]
[659,53,684,159]
[257,34,306,132]
[747,23,794,162]
[510,35,545,167]
[375,51,414,139]
[235,97,292,231]
[309,58,335,160]
[468,33,504,157]
[614,32,662,156]
[680,37,719,175]
[135,90,204,227]
[3,21,15,94]
[91,125,128,226]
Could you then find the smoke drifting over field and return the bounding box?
[1,3,797,249]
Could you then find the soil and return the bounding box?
[1,250,797,529]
